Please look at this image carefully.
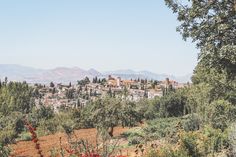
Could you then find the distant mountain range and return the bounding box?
[103,70,192,83]
[0,64,192,84]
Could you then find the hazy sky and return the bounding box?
[0,0,198,76]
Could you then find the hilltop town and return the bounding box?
[33,75,189,111]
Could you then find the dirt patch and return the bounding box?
[11,127,128,157]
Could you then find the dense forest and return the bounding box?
[0,1,235,157]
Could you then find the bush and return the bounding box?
[17,132,31,141]
[44,118,60,134]
[0,128,16,144]
[144,118,181,140]
[123,118,182,145]
[182,114,201,132]
[0,143,11,157]
[179,131,204,157]
[208,100,236,131]
[203,126,229,153]
[0,112,25,144]
[62,119,75,136]
[178,127,228,157]
[37,117,60,136]
[145,149,159,157]
[122,128,145,145]
[146,145,189,157]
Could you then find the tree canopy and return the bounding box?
[165,0,236,79]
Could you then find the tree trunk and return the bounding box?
[108,126,114,137]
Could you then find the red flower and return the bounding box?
[32,138,38,143]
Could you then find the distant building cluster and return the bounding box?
[33,75,189,111]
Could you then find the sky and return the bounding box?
[0,0,198,76]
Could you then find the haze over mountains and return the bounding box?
[0,64,192,84]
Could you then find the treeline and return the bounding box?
[0,79,148,156]
[1,72,235,156]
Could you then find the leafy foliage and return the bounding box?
[0,143,11,157]
[165,0,236,79]
[89,97,141,137]
[159,90,187,118]
[0,81,35,115]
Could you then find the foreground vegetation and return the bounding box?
[0,0,235,156]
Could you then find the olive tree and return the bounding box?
[89,97,140,137]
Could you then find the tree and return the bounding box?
[107,87,112,97]
[89,97,140,137]
[52,88,56,94]
[159,89,187,118]
[76,99,81,108]
[77,77,91,86]
[165,0,236,80]
[0,82,35,115]
[4,77,7,85]
[50,82,55,88]
[207,100,236,131]
[192,60,236,104]
[93,77,98,83]
[186,84,211,120]
[98,78,101,84]
[123,86,128,98]
[152,80,158,89]
[100,78,107,85]
[120,101,142,127]
[66,89,75,99]
[144,89,148,98]
[36,105,55,120]
[84,77,90,84]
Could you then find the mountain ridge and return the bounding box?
[0,64,191,83]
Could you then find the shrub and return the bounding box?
[0,128,16,144]
[209,100,229,131]
[179,131,204,157]
[203,126,229,154]
[144,118,181,140]
[148,145,189,157]
[208,100,236,131]
[62,119,75,136]
[38,118,59,135]
[0,112,25,144]
[0,143,11,157]
[122,118,182,145]
[17,132,32,141]
[46,118,60,134]
[182,114,201,132]
[145,149,159,157]
[122,128,145,145]
[178,127,228,157]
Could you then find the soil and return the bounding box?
[11,127,129,157]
